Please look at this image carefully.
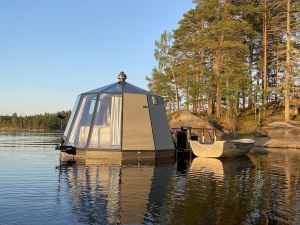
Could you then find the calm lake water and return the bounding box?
[0,133,300,225]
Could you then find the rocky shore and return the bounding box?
[253,122,300,150]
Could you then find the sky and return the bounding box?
[0,0,194,116]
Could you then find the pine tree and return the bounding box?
[146,0,299,124]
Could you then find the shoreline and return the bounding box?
[1,123,300,150]
[253,137,300,150]
[0,128,62,133]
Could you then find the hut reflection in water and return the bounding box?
[57,160,173,224]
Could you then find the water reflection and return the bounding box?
[167,154,300,225]
[161,156,255,225]
[58,161,174,224]
[1,133,300,225]
[248,153,300,225]
[56,153,300,225]
[190,156,255,184]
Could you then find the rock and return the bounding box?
[267,121,295,128]
[256,123,300,149]
[250,146,269,154]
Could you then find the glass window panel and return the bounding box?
[88,94,122,149]
[64,96,81,144]
[152,96,158,105]
[68,94,97,148]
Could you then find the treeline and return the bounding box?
[147,0,300,123]
[0,111,71,131]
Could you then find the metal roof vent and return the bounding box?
[118,71,127,84]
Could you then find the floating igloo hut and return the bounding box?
[59,72,175,161]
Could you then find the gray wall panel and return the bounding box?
[122,93,155,150]
[148,95,175,150]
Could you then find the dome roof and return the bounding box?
[82,81,155,95]
[81,72,156,95]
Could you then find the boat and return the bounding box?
[189,139,255,158]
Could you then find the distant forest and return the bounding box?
[146,0,300,123]
[0,111,71,131]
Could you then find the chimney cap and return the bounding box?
[118,71,127,84]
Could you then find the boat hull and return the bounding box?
[189,139,255,158]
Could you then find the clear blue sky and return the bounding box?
[0,0,194,116]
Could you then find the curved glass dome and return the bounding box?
[63,72,174,151]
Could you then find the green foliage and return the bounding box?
[147,31,180,111]
[0,111,71,131]
[293,114,300,122]
[146,68,176,103]
[237,115,261,132]
[146,0,300,127]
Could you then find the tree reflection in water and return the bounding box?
[57,153,300,225]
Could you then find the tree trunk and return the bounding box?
[248,41,254,109]
[242,96,246,109]
[214,0,227,119]
[255,70,261,117]
[199,49,204,114]
[199,17,205,114]
[186,74,189,110]
[275,45,279,102]
[208,95,213,115]
[215,41,223,119]
[262,0,268,118]
[285,0,291,122]
[170,66,180,111]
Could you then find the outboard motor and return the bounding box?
[55,135,76,155]
[176,127,187,149]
